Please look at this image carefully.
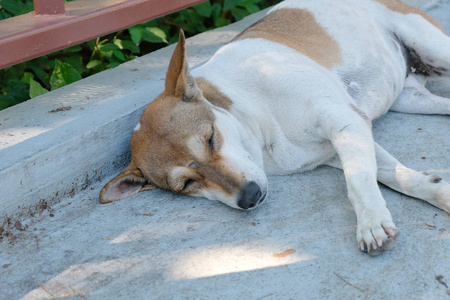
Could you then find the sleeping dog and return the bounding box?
[100,0,450,255]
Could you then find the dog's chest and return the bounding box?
[231,104,337,175]
[262,138,336,175]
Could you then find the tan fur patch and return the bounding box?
[373,0,445,33]
[101,30,242,203]
[196,77,233,111]
[130,94,211,190]
[233,8,342,69]
[131,93,241,197]
[128,30,243,198]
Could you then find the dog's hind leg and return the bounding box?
[374,143,450,213]
[395,14,450,79]
[390,74,450,114]
[391,14,450,114]
[327,143,450,213]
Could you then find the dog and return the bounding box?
[100,0,450,255]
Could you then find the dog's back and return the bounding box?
[198,0,446,122]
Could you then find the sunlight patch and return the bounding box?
[110,221,198,244]
[169,245,317,280]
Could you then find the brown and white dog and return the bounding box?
[100,0,450,255]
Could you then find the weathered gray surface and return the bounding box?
[1,1,450,299]
[0,8,264,219]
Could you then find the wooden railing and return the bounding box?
[0,0,206,69]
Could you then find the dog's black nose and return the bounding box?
[237,181,262,210]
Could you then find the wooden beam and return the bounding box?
[34,0,66,15]
[0,0,206,69]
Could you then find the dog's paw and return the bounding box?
[437,184,450,214]
[357,219,400,256]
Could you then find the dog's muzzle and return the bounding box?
[237,181,266,210]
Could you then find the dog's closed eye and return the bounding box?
[183,179,196,191]
[208,126,215,150]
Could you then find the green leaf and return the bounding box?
[142,27,168,43]
[193,1,212,18]
[113,50,126,62]
[97,43,119,52]
[101,51,114,58]
[30,65,49,86]
[113,39,136,51]
[129,26,142,45]
[62,45,82,53]
[23,0,35,13]
[241,3,260,14]
[0,78,29,108]
[21,72,34,83]
[211,3,222,20]
[50,60,82,90]
[107,61,121,69]
[0,0,25,16]
[231,7,250,21]
[29,78,49,98]
[223,0,239,12]
[186,9,207,32]
[86,40,97,51]
[64,56,84,74]
[86,60,102,69]
[214,17,231,28]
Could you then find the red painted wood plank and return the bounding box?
[34,0,66,15]
[0,0,206,69]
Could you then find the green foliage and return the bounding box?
[0,0,34,18]
[0,0,281,110]
[29,78,49,98]
[50,60,82,90]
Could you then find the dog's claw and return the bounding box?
[358,222,399,256]
[365,236,397,256]
[368,244,383,256]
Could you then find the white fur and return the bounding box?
[190,103,269,209]
[187,103,269,208]
[189,0,450,254]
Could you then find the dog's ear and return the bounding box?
[164,29,197,102]
[99,166,156,204]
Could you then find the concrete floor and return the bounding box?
[1,1,450,299]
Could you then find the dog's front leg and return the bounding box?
[326,114,399,255]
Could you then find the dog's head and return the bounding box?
[100,31,268,210]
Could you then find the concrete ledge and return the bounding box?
[0,9,269,220]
